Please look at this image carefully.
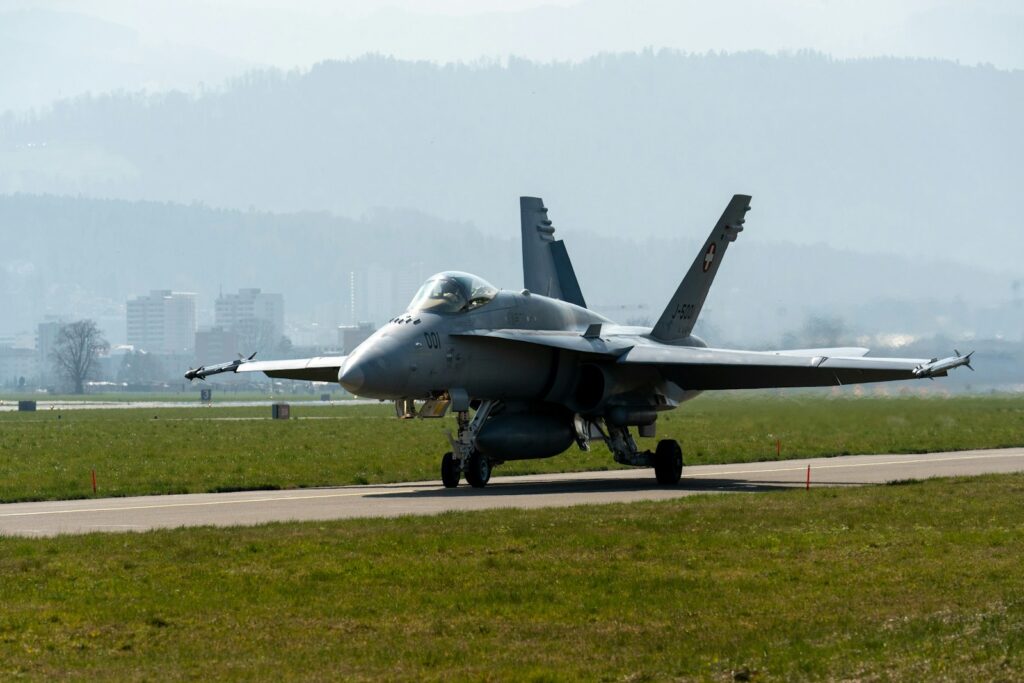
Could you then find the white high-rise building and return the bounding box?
[126,290,196,354]
[215,288,285,350]
[36,316,66,383]
[348,265,427,325]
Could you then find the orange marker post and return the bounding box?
[91,469,97,494]
[805,464,811,491]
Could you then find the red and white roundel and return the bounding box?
[702,243,717,272]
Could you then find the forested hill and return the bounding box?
[0,194,504,334]
[2,194,1017,347]
[1,52,1021,270]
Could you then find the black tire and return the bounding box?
[441,452,460,488]
[654,439,683,485]
[464,451,491,488]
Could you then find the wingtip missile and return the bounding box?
[954,349,975,371]
[183,352,257,381]
[913,350,975,378]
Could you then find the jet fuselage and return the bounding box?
[340,289,603,400]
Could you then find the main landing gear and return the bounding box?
[653,438,683,485]
[588,421,683,486]
[437,404,682,489]
[440,400,496,489]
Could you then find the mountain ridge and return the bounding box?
[2,51,1021,271]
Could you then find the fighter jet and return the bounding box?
[187,195,972,488]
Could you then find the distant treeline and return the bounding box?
[1,194,1017,348]
[1,51,1021,270]
[0,193,515,330]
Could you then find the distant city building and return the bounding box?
[36,317,67,385]
[36,319,64,362]
[215,288,284,350]
[126,290,196,354]
[338,322,375,353]
[289,320,338,348]
[393,266,424,313]
[0,346,37,388]
[348,270,392,324]
[348,265,426,324]
[195,326,240,365]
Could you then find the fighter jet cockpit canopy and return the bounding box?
[408,272,499,314]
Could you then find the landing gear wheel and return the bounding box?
[441,451,460,488]
[654,439,683,485]
[464,451,491,488]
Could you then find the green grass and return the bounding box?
[1,395,1022,503]
[0,393,1019,505]
[1,474,1023,680]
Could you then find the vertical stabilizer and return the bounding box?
[651,194,751,342]
[520,197,587,308]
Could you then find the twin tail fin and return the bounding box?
[651,194,751,342]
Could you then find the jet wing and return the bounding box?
[186,356,346,383]
[238,356,346,382]
[453,329,632,357]
[772,347,869,358]
[619,345,948,390]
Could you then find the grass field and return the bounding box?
[1,473,1022,680]
[1,395,1022,503]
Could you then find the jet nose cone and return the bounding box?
[338,359,365,394]
[337,336,408,398]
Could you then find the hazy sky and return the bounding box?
[2,1,1022,353]
[3,0,1021,112]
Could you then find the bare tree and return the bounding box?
[51,320,109,394]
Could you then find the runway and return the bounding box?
[0,399,375,412]
[2,447,1022,537]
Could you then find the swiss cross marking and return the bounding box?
[702,243,717,272]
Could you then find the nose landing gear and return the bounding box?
[440,449,492,488]
[439,400,497,489]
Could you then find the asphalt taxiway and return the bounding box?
[1,447,1022,537]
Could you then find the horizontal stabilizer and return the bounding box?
[549,239,587,308]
